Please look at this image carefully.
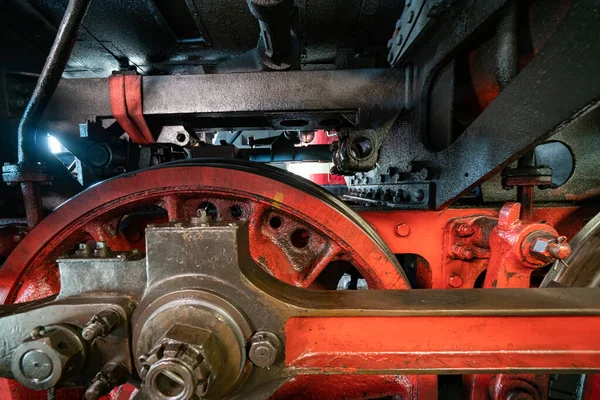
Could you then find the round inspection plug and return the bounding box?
[20,350,53,381]
[448,275,463,288]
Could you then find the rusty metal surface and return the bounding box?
[481,79,600,205]
[357,0,600,208]
[270,374,438,400]
[5,0,401,77]
[431,0,600,208]
[1,200,600,398]
[0,161,410,305]
[284,315,600,373]
[0,296,133,383]
[41,69,406,134]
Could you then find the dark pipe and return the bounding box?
[210,0,299,73]
[11,0,91,228]
[20,182,44,230]
[497,1,535,220]
[17,0,92,164]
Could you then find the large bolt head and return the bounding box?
[395,223,411,237]
[141,325,221,400]
[145,358,197,400]
[248,331,280,368]
[20,350,53,380]
[11,325,86,390]
[448,275,463,288]
[525,233,571,265]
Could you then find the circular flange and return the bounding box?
[133,289,251,399]
[144,358,197,400]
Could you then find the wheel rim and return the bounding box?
[1,160,409,304]
[543,211,600,287]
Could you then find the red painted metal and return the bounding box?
[360,205,594,289]
[484,203,569,289]
[454,203,573,398]
[285,316,600,371]
[584,374,600,400]
[0,379,82,400]
[306,173,346,185]
[0,166,409,399]
[108,74,155,144]
[464,374,493,400]
[1,165,596,398]
[0,166,408,304]
[270,374,438,400]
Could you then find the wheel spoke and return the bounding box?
[85,220,131,251]
[297,244,342,288]
[162,194,185,221]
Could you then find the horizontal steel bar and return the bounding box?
[286,315,600,373]
[252,267,600,316]
[42,69,405,132]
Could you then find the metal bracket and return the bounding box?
[108,73,155,144]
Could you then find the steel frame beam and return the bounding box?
[352,0,600,209]
[40,1,600,212]
[429,0,600,208]
[41,68,406,134]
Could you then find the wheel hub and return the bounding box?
[0,161,409,399]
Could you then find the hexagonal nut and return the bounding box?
[11,325,86,390]
[248,331,281,368]
[140,324,222,398]
[527,234,570,261]
[163,324,222,376]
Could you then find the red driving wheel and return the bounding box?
[0,161,410,399]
